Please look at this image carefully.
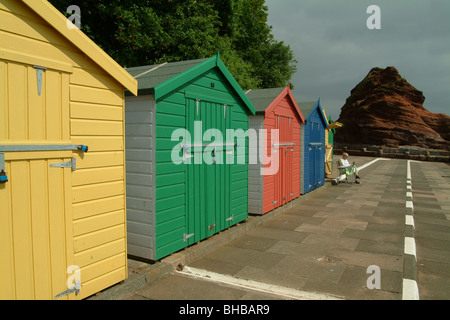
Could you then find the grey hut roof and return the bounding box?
[297,101,318,118]
[125,58,207,95]
[245,87,285,115]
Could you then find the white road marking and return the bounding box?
[177,266,343,300]
[358,158,391,171]
[403,160,419,300]
[402,279,420,300]
[404,237,417,257]
[405,215,415,228]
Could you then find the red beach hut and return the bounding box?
[247,86,305,215]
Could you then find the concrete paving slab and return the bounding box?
[326,248,403,272]
[341,228,403,243]
[266,241,328,258]
[272,255,347,283]
[355,239,403,256]
[302,234,360,250]
[227,235,279,252]
[417,272,450,300]
[203,246,285,270]
[294,223,346,236]
[234,266,309,291]
[245,226,310,243]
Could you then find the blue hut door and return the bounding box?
[309,121,321,191]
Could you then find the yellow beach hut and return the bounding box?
[0,0,137,299]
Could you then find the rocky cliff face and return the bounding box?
[336,66,450,150]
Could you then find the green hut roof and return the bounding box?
[125,54,255,115]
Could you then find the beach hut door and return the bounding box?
[0,61,76,299]
[185,98,232,245]
[275,116,294,205]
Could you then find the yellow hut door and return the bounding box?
[0,60,77,300]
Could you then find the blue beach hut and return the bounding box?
[298,99,329,194]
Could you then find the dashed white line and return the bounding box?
[404,237,417,257]
[403,160,419,300]
[402,279,420,300]
[405,215,415,228]
[406,201,414,209]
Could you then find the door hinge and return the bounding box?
[196,99,200,115]
[54,280,81,299]
[290,193,294,196]
[50,158,76,171]
[33,65,47,96]
[273,201,278,205]
[183,233,195,242]
[226,215,234,222]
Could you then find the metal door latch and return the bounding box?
[54,280,81,299]
[208,223,216,230]
[226,215,234,222]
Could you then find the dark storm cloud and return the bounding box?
[265,0,450,120]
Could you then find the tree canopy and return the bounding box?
[49,0,297,90]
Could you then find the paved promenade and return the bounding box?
[90,156,450,301]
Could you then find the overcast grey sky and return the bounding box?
[265,0,450,120]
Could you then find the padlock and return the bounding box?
[77,145,89,152]
[0,170,8,183]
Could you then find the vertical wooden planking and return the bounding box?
[48,158,68,300]
[61,73,70,141]
[46,71,62,141]
[0,162,14,299]
[0,61,8,140]
[29,159,52,299]
[8,63,27,140]
[11,161,34,299]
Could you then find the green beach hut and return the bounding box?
[124,54,255,260]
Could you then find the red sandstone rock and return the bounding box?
[336,67,450,150]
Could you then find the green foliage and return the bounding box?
[49,0,296,90]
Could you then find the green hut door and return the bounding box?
[185,98,232,246]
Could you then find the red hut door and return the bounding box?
[274,115,294,207]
